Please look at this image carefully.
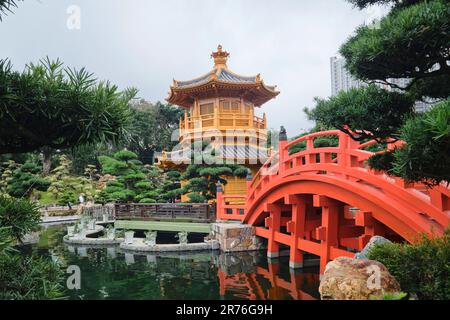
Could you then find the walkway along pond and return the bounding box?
[24,225,320,300]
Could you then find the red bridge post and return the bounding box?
[216,183,224,221]
[285,195,307,269]
[314,195,342,274]
[278,126,288,175]
[265,203,281,258]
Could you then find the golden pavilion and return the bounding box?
[159,45,279,200]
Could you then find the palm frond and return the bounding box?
[0,0,21,21]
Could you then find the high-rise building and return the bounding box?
[330,56,364,96]
[330,56,432,112]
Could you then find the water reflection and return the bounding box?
[27,225,320,300]
[217,252,319,300]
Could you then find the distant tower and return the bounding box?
[330,56,364,96]
[330,56,433,112]
[159,45,279,200]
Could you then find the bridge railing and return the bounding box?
[216,191,246,222]
[217,129,449,227]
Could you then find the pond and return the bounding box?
[22,224,320,300]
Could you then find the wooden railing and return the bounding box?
[180,113,266,132]
[115,203,215,223]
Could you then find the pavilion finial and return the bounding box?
[211,44,230,68]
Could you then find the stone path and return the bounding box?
[120,238,220,253]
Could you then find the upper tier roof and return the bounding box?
[166,45,279,108]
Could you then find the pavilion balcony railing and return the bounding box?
[179,113,266,133]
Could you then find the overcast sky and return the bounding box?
[0,0,384,136]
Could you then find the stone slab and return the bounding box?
[211,223,266,252]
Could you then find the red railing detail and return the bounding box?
[216,130,450,273]
[216,192,246,222]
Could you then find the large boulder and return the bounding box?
[319,257,401,300]
[355,235,392,260]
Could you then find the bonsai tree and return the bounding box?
[97,150,159,203]
[0,160,20,195]
[47,155,96,204]
[6,162,50,198]
[180,141,248,201]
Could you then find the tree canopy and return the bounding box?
[306,85,414,142]
[306,0,450,185]
[0,58,136,154]
[126,100,183,164]
[341,0,449,100]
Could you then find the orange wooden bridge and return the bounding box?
[217,130,450,274]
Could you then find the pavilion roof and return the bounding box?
[166,45,279,108]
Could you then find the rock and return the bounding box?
[211,223,266,252]
[355,236,392,260]
[319,257,401,300]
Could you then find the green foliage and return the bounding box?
[57,192,77,206]
[367,229,450,300]
[126,100,183,164]
[97,149,164,203]
[391,100,450,185]
[0,253,64,299]
[341,0,450,99]
[0,0,20,21]
[0,226,12,256]
[347,0,421,9]
[187,193,207,203]
[305,85,414,141]
[6,162,50,198]
[182,163,248,200]
[305,0,449,185]
[179,141,249,200]
[367,150,395,172]
[47,155,95,202]
[0,195,63,300]
[370,291,409,300]
[0,196,41,243]
[0,160,19,194]
[113,150,138,162]
[0,58,136,154]
[289,132,339,155]
[67,143,116,176]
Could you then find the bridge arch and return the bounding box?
[217,130,450,273]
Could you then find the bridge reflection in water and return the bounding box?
[216,252,320,300]
[63,240,320,299]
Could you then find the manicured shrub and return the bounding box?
[6,162,50,198]
[187,193,207,203]
[367,229,450,300]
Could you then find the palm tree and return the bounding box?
[0,0,20,21]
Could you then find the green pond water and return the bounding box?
[23,224,320,300]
